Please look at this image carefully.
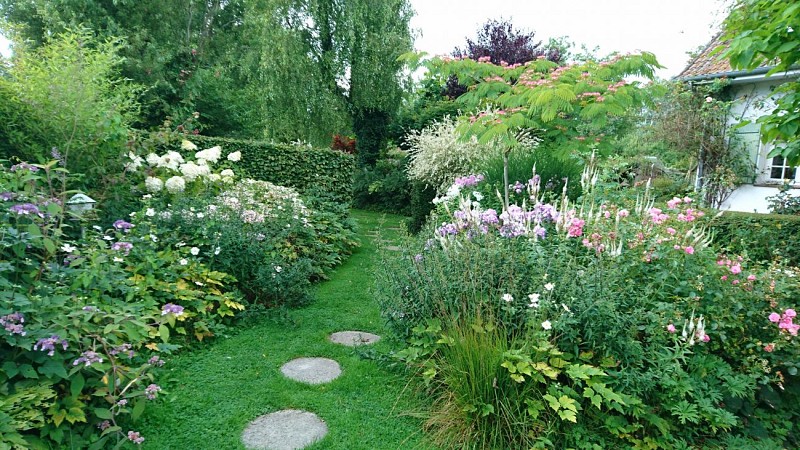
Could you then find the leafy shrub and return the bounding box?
[141,134,355,206]
[708,210,800,267]
[0,161,242,448]
[377,174,800,448]
[475,145,583,211]
[767,183,800,215]
[352,151,412,215]
[0,29,139,184]
[407,117,498,193]
[406,181,437,234]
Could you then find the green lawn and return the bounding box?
[139,210,434,449]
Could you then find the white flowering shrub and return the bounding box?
[407,117,498,192]
[126,140,240,196]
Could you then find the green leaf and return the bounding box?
[19,364,39,379]
[94,408,113,420]
[158,324,170,343]
[70,372,85,398]
[38,358,69,379]
[132,399,146,421]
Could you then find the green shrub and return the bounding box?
[0,161,242,449]
[406,181,437,234]
[352,151,412,215]
[149,135,355,206]
[708,210,800,266]
[377,177,800,448]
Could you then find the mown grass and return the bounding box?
[139,210,435,449]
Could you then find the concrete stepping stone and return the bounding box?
[280,357,341,384]
[329,331,381,347]
[242,409,327,450]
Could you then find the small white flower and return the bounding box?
[502,293,513,303]
[541,320,552,330]
[129,212,136,218]
[179,259,188,266]
[103,235,113,241]
[113,257,124,263]
[190,247,200,256]
[473,191,483,201]
[196,212,204,219]
[227,151,242,162]
[705,96,713,103]
[150,234,158,242]
[544,283,555,291]
[92,225,103,231]
[528,293,540,308]
[195,281,204,286]
[142,194,153,200]
[562,303,571,312]
[61,243,76,253]
[214,247,221,255]
[181,140,198,151]
[275,266,283,273]
[145,208,156,217]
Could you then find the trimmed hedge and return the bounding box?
[708,210,800,266]
[174,136,355,205]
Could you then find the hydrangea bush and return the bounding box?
[377,167,800,448]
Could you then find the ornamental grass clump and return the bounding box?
[377,166,800,448]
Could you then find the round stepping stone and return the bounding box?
[280,357,341,384]
[329,331,381,347]
[242,409,327,450]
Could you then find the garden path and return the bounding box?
[139,210,433,449]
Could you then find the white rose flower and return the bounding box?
[227,151,242,162]
[181,140,198,151]
[502,293,513,303]
[145,176,164,193]
[165,176,186,194]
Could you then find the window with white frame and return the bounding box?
[769,155,798,181]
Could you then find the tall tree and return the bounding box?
[721,0,800,164]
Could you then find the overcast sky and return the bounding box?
[409,0,732,79]
[2,1,730,78]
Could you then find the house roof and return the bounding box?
[675,33,772,81]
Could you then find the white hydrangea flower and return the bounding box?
[181,140,198,151]
[195,146,222,164]
[165,176,186,194]
[145,176,164,193]
[180,162,206,181]
[158,151,184,171]
[207,173,221,182]
[124,152,144,172]
[145,153,160,166]
[227,151,242,162]
[220,169,234,177]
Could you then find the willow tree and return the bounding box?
[429,53,661,206]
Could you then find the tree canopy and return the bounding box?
[721,0,800,163]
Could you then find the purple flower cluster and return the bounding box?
[9,162,39,173]
[0,192,16,201]
[9,203,43,217]
[0,312,25,336]
[73,350,104,367]
[436,201,560,241]
[144,383,161,400]
[110,343,134,358]
[161,303,185,316]
[113,219,134,231]
[454,174,485,188]
[148,355,165,367]
[33,335,69,356]
[127,430,145,445]
[111,242,133,254]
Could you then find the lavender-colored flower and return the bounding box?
[148,355,165,367]
[480,209,499,225]
[51,147,64,165]
[414,254,424,262]
[436,222,459,237]
[9,162,39,173]
[9,203,42,217]
[127,430,145,445]
[117,399,128,406]
[511,181,525,194]
[0,192,15,201]
[454,174,485,188]
[73,350,103,367]
[110,343,134,358]
[161,303,184,316]
[98,420,111,431]
[33,335,69,356]
[0,312,25,336]
[144,383,161,400]
[111,242,133,254]
[113,220,134,231]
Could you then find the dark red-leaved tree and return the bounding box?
[444,18,562,98]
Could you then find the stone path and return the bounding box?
[241,330,381,449]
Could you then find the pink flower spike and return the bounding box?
[684,246,694,255]
[667,324,676,333]
[769,312,781,323]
